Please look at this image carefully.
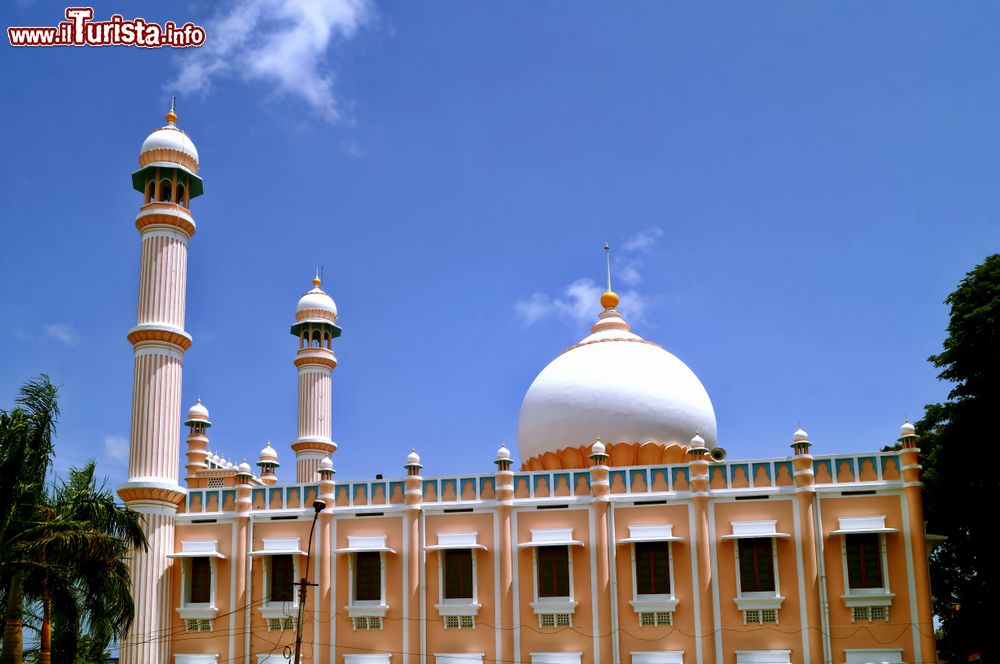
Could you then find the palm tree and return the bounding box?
[0,376,58,664]
[0,376,147,664]
[19,462,147,663]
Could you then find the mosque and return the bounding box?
[116,105,939,664]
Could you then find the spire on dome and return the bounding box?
[166,96,177,125]
[601,242,620,310]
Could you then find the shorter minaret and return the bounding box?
[290,275,341,482]
[183,399,211,485]
[257,442,280,486]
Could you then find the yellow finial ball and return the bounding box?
[166,109,177,124]
[601,290,619,309]
[312,276,322,288]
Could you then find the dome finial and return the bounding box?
[601,242,619,309]
[165,96,177,124]
[313,266,322,288]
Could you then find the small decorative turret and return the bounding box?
[405,448,423,476]
[589,438,611,499]
[318,455,336,481]
[183,399,211,484]
[791,427,812,455]
[687,432,709,459]
[256,441,280,486]
[494,443,512,472]
[404,448,423,510]
[235,459,253,485]
[589,438,609,465]
[899,419,917,448]
[495,443,514,503]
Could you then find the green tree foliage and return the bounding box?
[0,376,147,664]
[917,254,999,661]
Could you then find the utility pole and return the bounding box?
[288,499,326,663]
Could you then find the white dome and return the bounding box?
[900,420,916,436]
[237,460,252,474]
[517,302,717,462]
[296,277,337,322]
[259,442,278,461]
[319,456,333,470]
[793,427,809,443]
[406,449,422,466]
[187,399,209,422]
[141,126,199,164]
[496,444,511,460]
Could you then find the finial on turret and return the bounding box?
[166,96,177,124]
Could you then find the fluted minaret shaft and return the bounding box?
[118,104,201,664]
[292,348,337,482]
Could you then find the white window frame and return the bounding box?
[249,537,306,620]
[732,536,784,612]
[175,655,220,664]
[531,545,577,615]
[630,653,684,664]
[348,551,389,618]
[624,525,679,615]
[261,554,300,619]
[842,648,904,664]
[840,533,894,607]
[169,540,223,621]
[435,547,482,617]
[734,651,792,664]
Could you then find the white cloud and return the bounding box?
[516,228,662,327]
[103,435,129,462]
[619,260,642,286]
[44,323,79,346]
[169,0,374,123]
[622,227,664,253]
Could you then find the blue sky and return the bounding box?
[1,1,998,490]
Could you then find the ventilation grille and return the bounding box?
[207,478,224,489]
[538,613,572,628]
[353,616,383,630]
[267,617,295,631]
[638,611,673,626]
[743,608,779,625]
[185,619,212,632]
[444,615,476,629]
[852,606,889,623]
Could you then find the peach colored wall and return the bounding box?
[333,516,406,662]
[170,521,236,658]
[165,470,932,664]
[424,512,498,661]
[514,507,594,662]
[819,494,913,664]
[613,503,699,660]
[712,499,803,662]
[246,519,317,659]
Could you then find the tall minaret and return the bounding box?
[290,275,341,481]
[116,100,202,664]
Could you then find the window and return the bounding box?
[846,534,882,589]
[738,538,775,593]
[189,556,212,604]
[444,549,473,600]
[176,183,186,206]
[635,542,670,596]
[537,546,570,598]
[270,554,294,603]
[355,551,382,602]
[160,180,172,203]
